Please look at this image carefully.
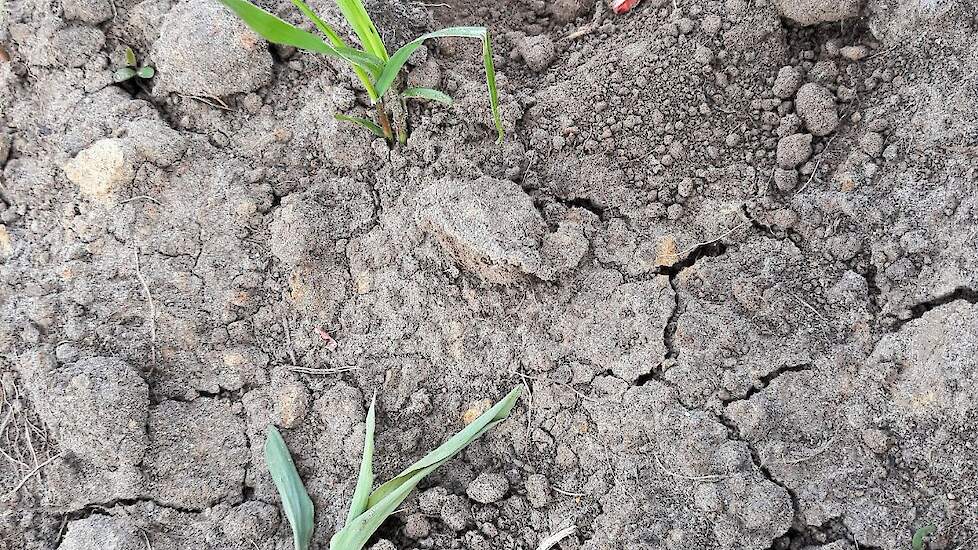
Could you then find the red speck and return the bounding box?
[315,327,337,351]
[612,0,641,14]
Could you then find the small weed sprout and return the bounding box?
[113,46,156,83]
[219,0,503,143]
[265,386,521,550]
[912,525,935,550]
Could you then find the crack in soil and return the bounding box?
[714,410,803,539]
[719,363,813,404]
[54,496,205,546]
[764,516,886,550]
[890,286,978,331]
[553,195,608,221]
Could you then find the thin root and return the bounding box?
[537,524,577,550]
[2,452,63,501]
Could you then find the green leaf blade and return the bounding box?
[376,27,503,141]
[124,46,137,67]
[482,34,503,143]
[366,386,521,508]
[334,113,386,138]
[113,67,137,82]
[334,0,388,60]
[331,386,521,550]
[345,392,376,524]
[218,0,384,78]
[401,87,452,104]
[136,66,155,79]
[265,426,315,550]
[287,0,346,45]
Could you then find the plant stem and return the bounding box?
[376,102,394,142]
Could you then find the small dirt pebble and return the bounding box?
[466,472,510,503]
[418,487,449,515]
[518,35,556,73]
[772,66,803,99]
[403,513,431,539]
[550,0,592,22]
[859,132,885,157]
[774,168,799,192]
[795,83,840,136]
[440,494,472,531]
[61,0,113,24]
[776,133,813,169]
[152,0,273,96]
[524,474,551,508]
[63,138,135,205]
[840,45,871,61]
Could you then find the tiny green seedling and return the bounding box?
[113,47,156,83]
[218,0,503,143]
[265,386,521,550]
[912,525,935,550]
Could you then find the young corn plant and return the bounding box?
[219,0,503,143]
[113,46,155,83]
[264,386,521,550]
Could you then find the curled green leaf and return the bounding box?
[136,66,155,79]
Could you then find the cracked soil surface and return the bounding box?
[1,0,977,548]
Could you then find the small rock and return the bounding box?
[859,132,884,158]
[416,176,546,284]
[666,204,684,220]
[59,516,143,550]
[518,35,556,73]
[776,113,802,138]
[368,540,397,550]
[467,472,509,504]
[0,133,11,167]
[403,513,431,539]
[693,45,714,65]
[271,379,310,429]
[774,168,799,192]
[440,495,472,531]
[809,60,839,84]
[61,0,113,24]
[0,225,12,260]
[418,487,449,515]
[525,474,551,508]
[152,0,273,96]
[776,133,813,169]
[773,0,861,26]
[550,0,593,23]
[407,57,441,90]
[701,14,722,35]
[63,138,135,205]
[795,83,839,136]
[840,45,870,61]
[771,66,802,99]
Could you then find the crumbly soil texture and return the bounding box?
[1,0,977,548]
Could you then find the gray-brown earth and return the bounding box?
[1,0,976,548]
